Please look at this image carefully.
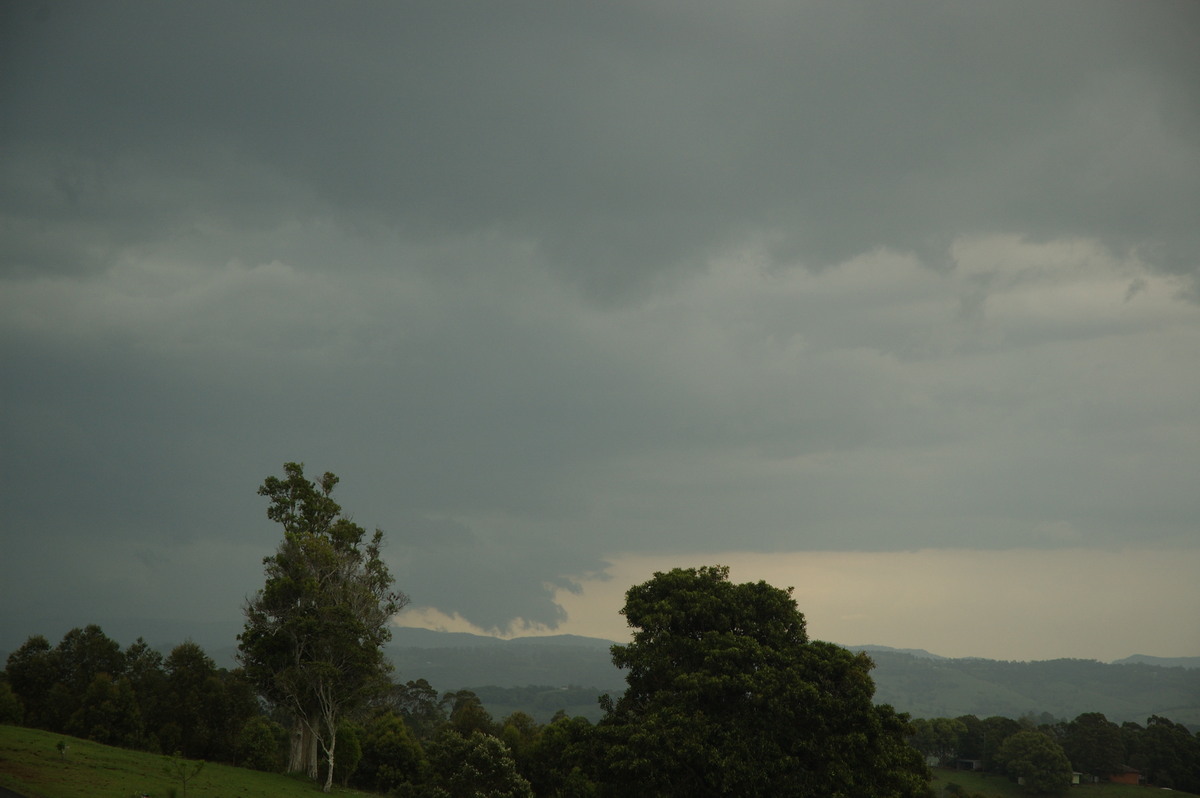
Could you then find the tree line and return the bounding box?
[0,627,586,795]
[4,629,1199,796]
[909,712,1200,794]
[3,464,1197,797]
[2,625,255,762]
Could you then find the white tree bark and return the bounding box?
[321,730,337,793]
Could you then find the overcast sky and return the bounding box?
[3,1,1198,663]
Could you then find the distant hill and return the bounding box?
[847,644,947,661]
[386,633,625,705]
[860,650,1200,727]
[1111,654,1200,669]
[390,626,614,650]
[383,630,1200,728]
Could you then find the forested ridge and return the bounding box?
[865,651,1200,728]
[379,635,1200,727]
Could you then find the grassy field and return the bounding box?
[931,766,1197,797]
[0,726,373,798]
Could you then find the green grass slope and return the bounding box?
[0,726,372,798]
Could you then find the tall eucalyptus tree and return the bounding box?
[238,463,407,793]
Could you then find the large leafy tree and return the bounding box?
[4,635,58,729]
[526,713,601,798]
[66,672,143,747]
[956,714,1023,770]
[388,677,447,740]
[123,638,169,751]
[1128,716,1200,792]
[4,626,126,733]
[238,462,408,793]
[1061,712,1123,778]
[164,642,222,758]
[444,688,497,737]
[54,625,125,697]
[48,625,125,731]
[162,642,257,761]
[981,716,1024,770]
[909,717,968,765]
[597,565,929,797]
[996,730,1073,795]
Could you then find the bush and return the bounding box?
[425,730,532,798]
[356,712,427,793]
[997,730,1072,795]
[234,716,284,772]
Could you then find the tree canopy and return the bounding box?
[597,565,929,797]
[996,730,1073,795]
[238,462,407,792]
[1062,711,1124,778]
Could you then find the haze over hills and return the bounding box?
[390,626,614,651]
[3,624,1197,727]
[845,644,948,661]
[381,629,1200,727]
[1111,654,1200,669]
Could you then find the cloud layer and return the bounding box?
[2,1,1198,655]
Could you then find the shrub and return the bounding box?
[234,716,284,772]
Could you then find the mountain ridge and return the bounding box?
[389,627,1200,667]
[390,626,615,650]
[383,628,1200,727]
[5,620,1194,667]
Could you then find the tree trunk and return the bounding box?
[308,727,319,780]
[287,718,320,779]
[322,728,337,794]
[287,718,304,773]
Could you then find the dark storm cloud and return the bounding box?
[5,2,1198,290]
[2,1,1198,642]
